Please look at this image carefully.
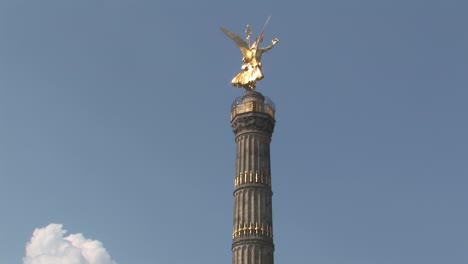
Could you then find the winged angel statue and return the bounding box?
[221,19,279,91]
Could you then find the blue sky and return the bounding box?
[1,0,467,263]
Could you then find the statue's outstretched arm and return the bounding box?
[259,38,279,53]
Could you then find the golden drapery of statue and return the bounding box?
[221,18,279,91]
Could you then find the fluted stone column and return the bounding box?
[231,91,276,264]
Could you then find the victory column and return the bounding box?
[222,18,279,264]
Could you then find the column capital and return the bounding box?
[231,113,275,137]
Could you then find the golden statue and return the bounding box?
[221,17,279,91]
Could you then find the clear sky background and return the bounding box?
[1,0,467,263]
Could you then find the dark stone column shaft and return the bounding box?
[231,92,275,264]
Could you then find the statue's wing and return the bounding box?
[221,27,250,58]
[254,16,271,47]
[253,32,264,47]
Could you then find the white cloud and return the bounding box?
[23,223,117,264]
